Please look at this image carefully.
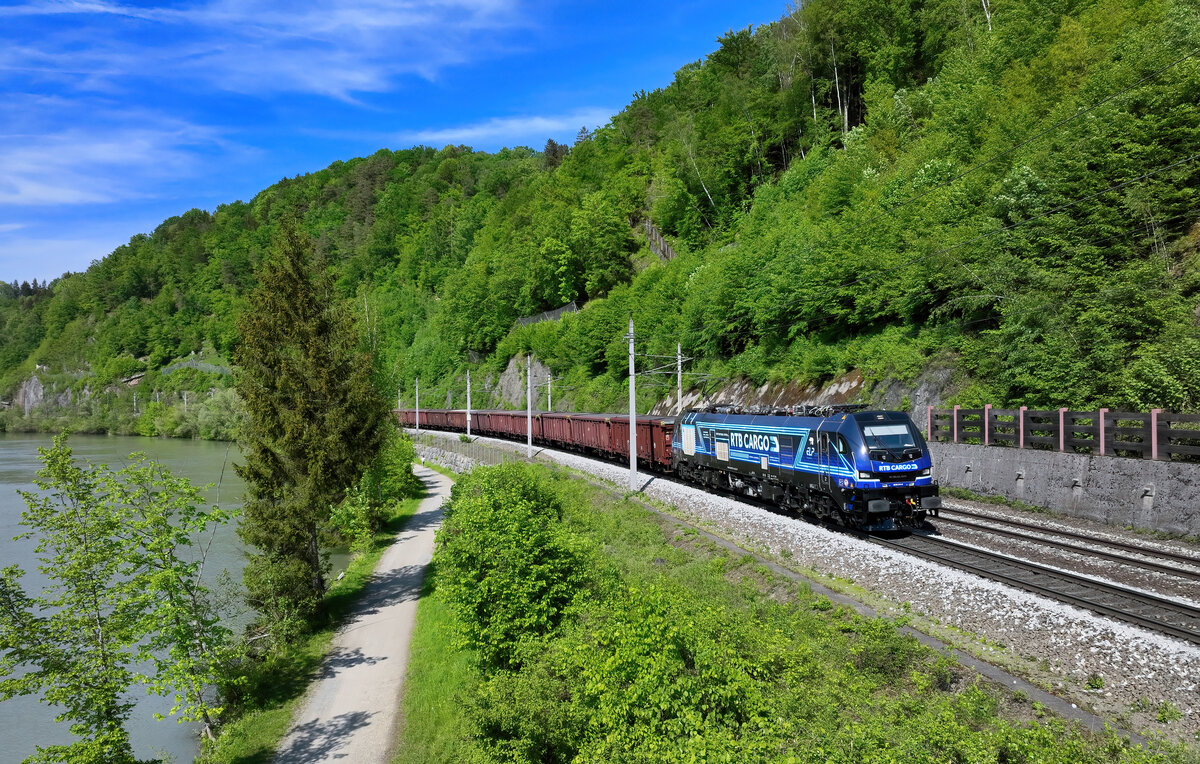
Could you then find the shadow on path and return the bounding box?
[273,709,376,762]
[315,646,387,679]
[348,558,436,621]
[388,502,445,544]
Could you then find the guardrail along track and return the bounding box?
[935,509,1200,582]
[875,533,1200,645]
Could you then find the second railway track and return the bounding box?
[875,532,1200,646]
[934,508,1200,581]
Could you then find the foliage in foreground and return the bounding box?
[0,434,234,763]
[436,463,591,670]
[330,427,423,553]
[428,463,1185,762]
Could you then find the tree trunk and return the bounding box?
[687,146,717,214]
[308,525,325,595]
[831,42,846,137]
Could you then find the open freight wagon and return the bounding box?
[396,409,675,470]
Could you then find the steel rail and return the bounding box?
[875,533,1200,645]
[940,506,1200,570]
[934,512,1200,582]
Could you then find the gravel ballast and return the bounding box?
[412,429,1200,741]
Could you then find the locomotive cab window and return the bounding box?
[860,423,917,450]
[817,432,830,457]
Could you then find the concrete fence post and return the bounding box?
[927,406,934,440]
[983,404,992,446]
[1098,408,1109,456]
[1058,408,1067,452]
[1151,408,1163,460]
[953,405,961,443]
[1019,406,1027,449]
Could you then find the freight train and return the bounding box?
[396,405,940,531]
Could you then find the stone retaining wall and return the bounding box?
[414,442,479,474]
[929,442,1200,536]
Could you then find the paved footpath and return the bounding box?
[274,465,453,763]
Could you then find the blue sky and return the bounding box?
[0,0,788,284]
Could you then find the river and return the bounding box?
[0,433,248,764]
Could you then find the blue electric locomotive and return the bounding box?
[671,407,941,530]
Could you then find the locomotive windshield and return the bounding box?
[860,423,918,450]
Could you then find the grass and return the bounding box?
[197,493,422,764]
[422,461,461,480]
[389,569,482,764]
[940,485,1052,515]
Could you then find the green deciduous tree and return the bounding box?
[0,435,234,762]
[117,454,237,740]
[0,436,141,763]
[569,192,633,300]
[234,218,387,637]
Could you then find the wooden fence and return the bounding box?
[642,220,677,262]
[927,406,1200,462]
[515,301,578,327]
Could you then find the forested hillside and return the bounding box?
[3,0,1199,434]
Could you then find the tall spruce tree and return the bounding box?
[234,219,387,634]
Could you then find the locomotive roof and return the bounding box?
[683,409,914,424]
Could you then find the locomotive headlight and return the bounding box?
[857,471,871,480]
[921,468,931,476]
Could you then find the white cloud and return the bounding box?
[0,223,25,234]
[0,91,240,210]
[398,108,615,148]
[2,0,529,99]
[0,118,226,206]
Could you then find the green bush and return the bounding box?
[374,427,422,503]
[135,400,168,436]
[565,584,783,762]
[434,463,589,670]
[329,475,385,554]
[330,427,420,555]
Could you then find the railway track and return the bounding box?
[875,533,1200,646]
[934,508,1200,582]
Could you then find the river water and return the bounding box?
[0,433,248,764]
